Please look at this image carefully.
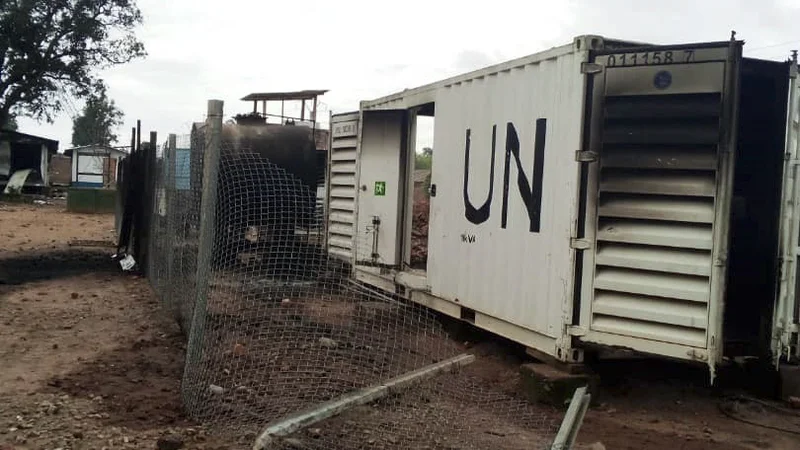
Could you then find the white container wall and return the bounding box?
[426,47,587,348]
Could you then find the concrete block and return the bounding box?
[519,363,597,407]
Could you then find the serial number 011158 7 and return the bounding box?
[606,50,696,67]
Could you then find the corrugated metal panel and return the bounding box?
[326,112,360,260]
[426,41,588,340]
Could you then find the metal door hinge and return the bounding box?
[581,62,603,74]
[570,238,591,250]
[575,150,598,162]
[429,183,437,197]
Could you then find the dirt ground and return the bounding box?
[2,200,800,450]
[0,201,236,450]
[576,358,800,450]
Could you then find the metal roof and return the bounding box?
[241,90,328,102]
[0,129,58,145]
[63,144,129,157]
[0,129,59,152]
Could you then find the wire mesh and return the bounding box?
[146,118,562,449]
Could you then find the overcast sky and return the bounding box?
[16,0,800,149]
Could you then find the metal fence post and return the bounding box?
[183,100,224,411]
[142,131,157,275]
[166,133,177,317]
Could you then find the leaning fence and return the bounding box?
[141,100,568,449]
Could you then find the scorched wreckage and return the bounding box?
[191,91,328,274]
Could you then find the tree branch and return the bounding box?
[0,0,144,126]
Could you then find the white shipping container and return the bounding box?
[326,35,800,378]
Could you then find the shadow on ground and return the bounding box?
[0,249,117,287]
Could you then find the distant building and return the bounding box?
[0,130,59,191]
[64,145,128,188]
[48,154,72,187]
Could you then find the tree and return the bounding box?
[71,84,123,145]
[4,113,17,130]
[0,0,145,129]
[415,147,433,170]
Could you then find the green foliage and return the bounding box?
[415,147,433,197]
[415,147,433,170]
[4,113,17,130]
[71,83,123,145]
[0,0,146,127]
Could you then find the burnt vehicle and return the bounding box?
[191,90,329,275]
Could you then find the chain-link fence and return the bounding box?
[146,102,565,449]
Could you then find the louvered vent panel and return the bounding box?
[591,93,722,346]
[326,123,359,260]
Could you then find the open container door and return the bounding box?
[774,59,800,363]
[578,39,742,379]
[354,109,408,271]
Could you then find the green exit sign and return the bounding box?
[374,181,386,196]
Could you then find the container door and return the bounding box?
[774,62,800,362]
[326,112,360,263]
[354,110,407,269]
[579,41,742,377]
